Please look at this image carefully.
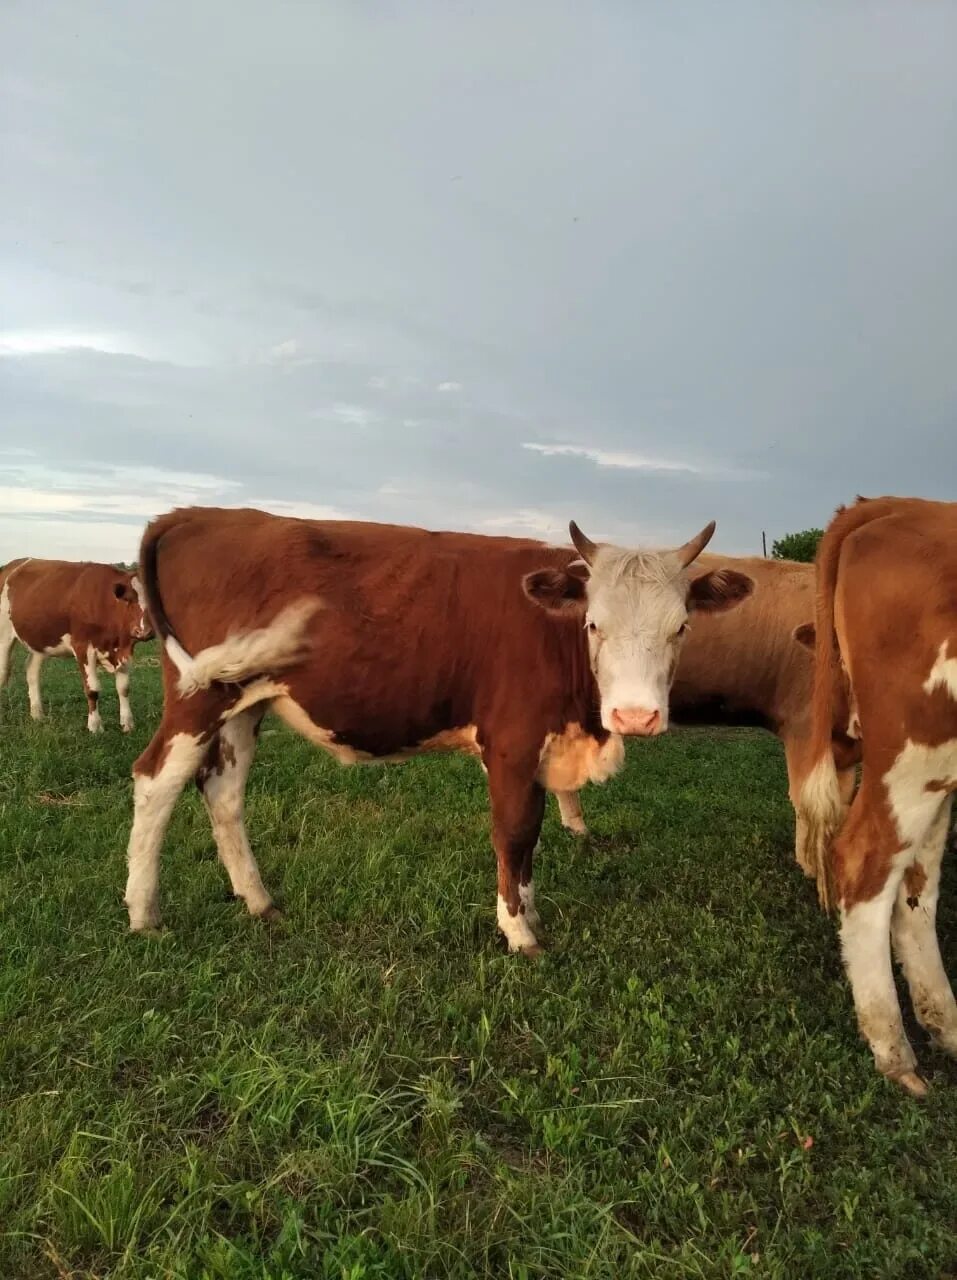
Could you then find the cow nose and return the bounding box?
[611,706,662,736]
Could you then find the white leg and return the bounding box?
[0,621,14,690]
[841,859,921,1089]
[81,645,103,733]
[556,790,587,835]
[519,878,540,931]
[115,661,134,732]
[199,711,275,919]
[892,798,957,1056]
[497,893,540,952]
[26,652,44,720]
[125,731,208,931]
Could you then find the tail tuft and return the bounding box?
[797,756,844,912]
[167,599,322,696]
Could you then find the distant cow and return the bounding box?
[0,558,152,732]
[123,507,753,949]
[554,554,861,869]
[798,496,957,1096]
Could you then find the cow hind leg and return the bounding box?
[0,619,15,691]
[486,751,546,955]
[115,660,134,732]
[556,789,588,836]
[892,796,957,1058]
[196,709,277,921]
[26,652,45,720]
[125,726,210,931]
[835,784,925,1095]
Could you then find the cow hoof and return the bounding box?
[519,942,545,959]
[121,723,134,734]
[257,904,284,924]
[131,924,166,940]
[893,1070,929,1099]
[563,820,589,837]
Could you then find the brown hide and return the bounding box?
[146,507,602,758]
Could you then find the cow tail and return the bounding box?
[139,511,321,698]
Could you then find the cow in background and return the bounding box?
[798,496,957,1095]
[555,553,861,872]
[0,558,152,732]
[123,507,753,951]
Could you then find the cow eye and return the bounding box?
[676,622,689,639]
[586,621,598,635]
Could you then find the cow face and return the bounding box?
[524,521,753,736]
[112,573,153,641]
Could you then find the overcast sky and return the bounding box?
[2,1,955,563]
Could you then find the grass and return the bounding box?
[1,642,956,1279]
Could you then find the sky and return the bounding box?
[2,0,956,563]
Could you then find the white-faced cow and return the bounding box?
[123,507,753,951]
[0,558,152,732]
[554,553,862,871]
[798,496,957,1095]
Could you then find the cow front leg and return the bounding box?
[892,797,957,1058]
[26,652,45,720]
[77,645,103,733]
[485,750,546,955]
[556,789,587,836]
[196,708,277,921]
[115,660,134,732]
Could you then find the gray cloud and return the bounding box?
[2,0,955,562]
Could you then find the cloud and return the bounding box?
[437,381,463,392]
[522,441,703,474]
[0,329,149,360]
[478,508,566,537]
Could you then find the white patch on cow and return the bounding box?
[583,545,690,731]
[84,644,103,733]
[26,652,45,719]
[519,879,541,930]
[201,712,274,918]
[95,648,118,674]
[167,597,321,696]
[923,640,957,701]
[125,731,208,931]
[116,661,133,732]
[537,723,624,792]
[884,738,957,850]
[556,789,587,834]
[43,632,73,657]
[841,856,919,1082]
[892,798,957,1057]
[0,582,15,689]
[497,892,539,952]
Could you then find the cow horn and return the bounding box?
[569,521,598,565]
[676,520,716,567]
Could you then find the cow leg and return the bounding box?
[26,652,45,720]
[485,750,546,954]
[0,618,14,690]
[77,645,103,733]
[115,660,134,732]
[125,722,211,931]
[556,789,587,836]
[196,709,276,921]
[892,796,957,1057]
[835,781,924,1095]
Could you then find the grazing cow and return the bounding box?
[797,496,957,1095]
[554,554,861,868]
[124,507,753,949]
[0,558,152,732]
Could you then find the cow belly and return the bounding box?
[537,723,624,792]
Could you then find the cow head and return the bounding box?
[112,572,153,641]
[524,521,754,736]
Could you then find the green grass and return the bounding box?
[1,642,956,1279]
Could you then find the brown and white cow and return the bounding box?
[0,558,152,732]
[797,496,957,1095]
[123,506,753,949]
[554,553,861,869]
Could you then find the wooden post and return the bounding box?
[762,531,767,558]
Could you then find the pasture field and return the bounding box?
[1,644,956,1280]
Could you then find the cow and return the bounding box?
[123,506,754,950]
[797,496,957,1096]
[553,553,862,870]
[0,558,152,732]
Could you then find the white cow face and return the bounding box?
[524,521,753,736]
[113,574,153,641]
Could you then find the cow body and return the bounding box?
[798,497,957,1095]
[557,553,861,863]
[0,558,151,732]
[124,507,752,948]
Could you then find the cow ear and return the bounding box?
[793,622,816,649]
[688,568,754,613]
[523,566,587,614]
